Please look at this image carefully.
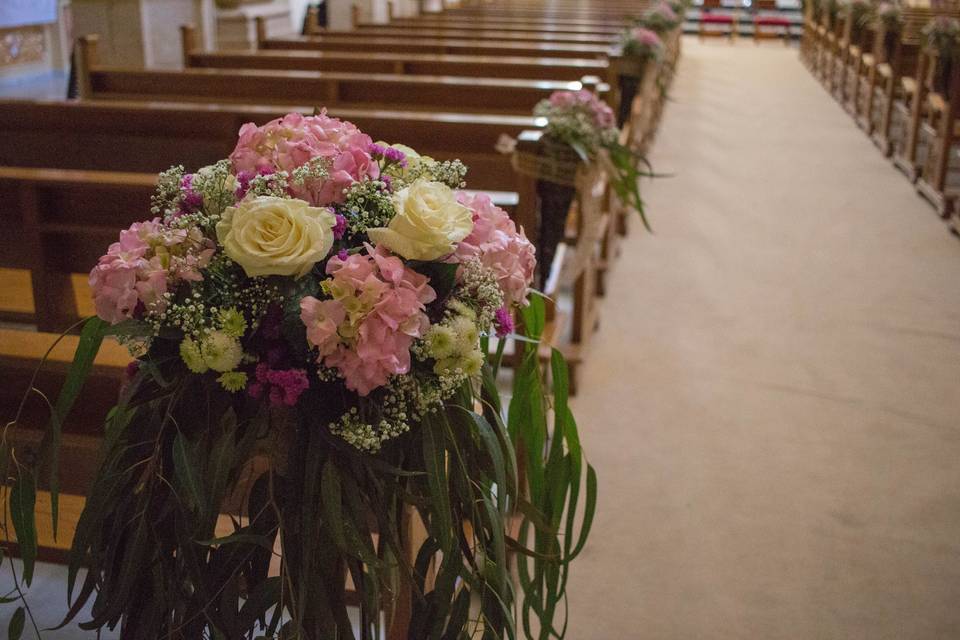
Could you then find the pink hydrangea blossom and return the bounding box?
[632,27,663,48]
[454,193,536,307]
[300,245,436,396]
[229,111,379,206]
[546,90,616,131]
[89,218,214,325]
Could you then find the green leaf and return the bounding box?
[422,412,453,553]
[10,470,37,586]
[8,606,24,640]
[196,532,275,550]
[173,432,203,511]
[40,316,108,539]
[409,261,459,301]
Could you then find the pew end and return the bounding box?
[180,24,198,67]
[74,34,100,100]
[255,15,267,48]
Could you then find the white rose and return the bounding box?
[367,180,473,261]
[216,196,336,278]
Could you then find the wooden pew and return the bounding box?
[76,36,580,117]
[891,42,932,182]
[339,26,616,45]
[259,33,612,59]
[181,26,606,82]
[870,23,921,157]
[511,129,609,395]
[915,55,960,216]
[369,17,623,35]
[0,99,534,192]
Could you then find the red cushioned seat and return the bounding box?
[701,13,734,23]
[755,16,791,26]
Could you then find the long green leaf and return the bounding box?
[40,316,109,538]
[9,470,37,586]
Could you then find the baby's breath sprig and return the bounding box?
[152,165,186,219]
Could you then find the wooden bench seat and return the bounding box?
[368,18,622,35]
[183,41,605,82]
[0,99,536,191]
[342,27,615,45]
[260,34,611,59]
[80,60,578,117]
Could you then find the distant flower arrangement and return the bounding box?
[621,26,665,62]
[534,89,655,230]
[640,1,682,33]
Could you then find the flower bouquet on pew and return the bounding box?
[615,27,667,127]
[923,16,960,92]
[534,90,656,232]
[639,1,683,34]
[1,112,595,639]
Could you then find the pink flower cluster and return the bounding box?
[647,1,679,22]
[229,112,379,206]
[89,219,213,324]
[631,27,664,48]
[248,363,310,407]
[547,90,616,131]
[454,192,536,307]
[300,245,436,396]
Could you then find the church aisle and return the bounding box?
[567,38,960,639]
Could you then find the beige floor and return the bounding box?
[566,39,960,639]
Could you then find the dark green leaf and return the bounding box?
[8,606,24,640]
[40,316,109,538]
[10,470,36,586]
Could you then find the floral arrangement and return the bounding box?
[923,16,960,60]
[640,1,682,33]
[534,89,654,230]
[620,26,665,62]
[875,1,902,31]
[858,0,901,31]
[2,111,594,638]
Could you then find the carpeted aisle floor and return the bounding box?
[566,38,960,639]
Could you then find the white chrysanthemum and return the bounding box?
[426,324,458,360]
[179,337,208,373]
[450,316,480,353]
[201,331,244,373]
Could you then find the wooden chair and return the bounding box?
[699,0,737,41]
[752,0,792,44]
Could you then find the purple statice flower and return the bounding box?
[368,143,407,167]
[381,174,394,192]
[248,362,310,407]
[176,174,203,216]
[234,166,275,200]
[494,307,515,337]
[337,248,349,261]
[333,214,347,240]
